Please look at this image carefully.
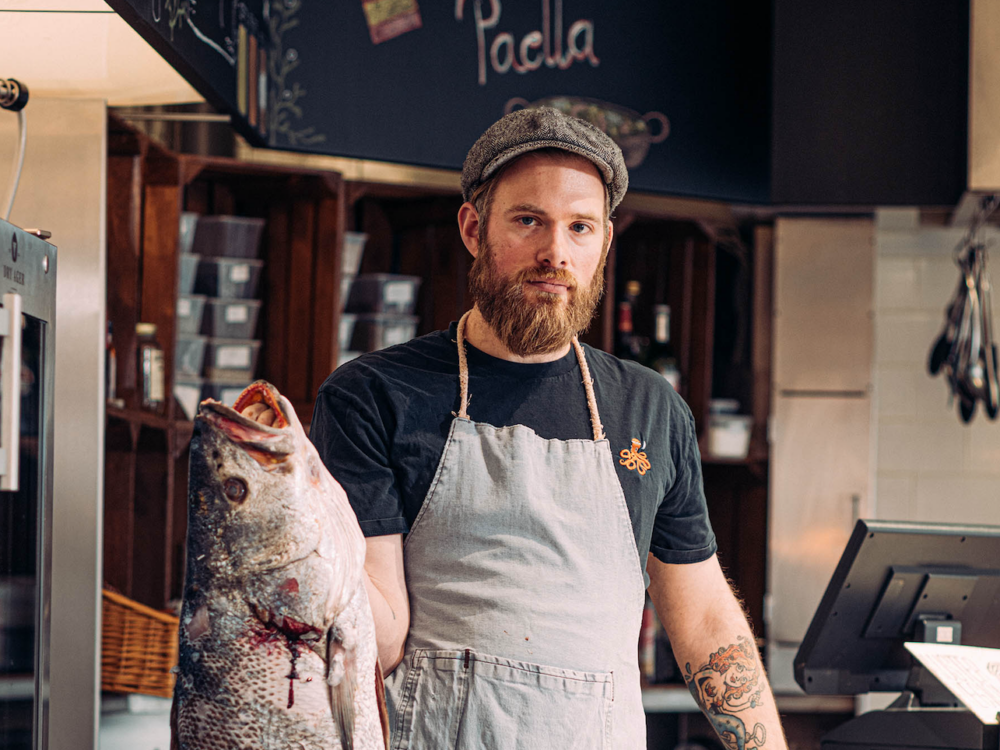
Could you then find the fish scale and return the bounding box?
[172,381,388,750]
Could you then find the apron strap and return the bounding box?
[455,310,605,441]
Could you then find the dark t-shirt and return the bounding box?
[309,323,717,578]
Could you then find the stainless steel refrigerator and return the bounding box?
[0,218,57,750]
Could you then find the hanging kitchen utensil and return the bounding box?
[979,247,1000,418]
[928,271,968,376]
[927,195,1000,423]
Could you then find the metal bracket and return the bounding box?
[0,292,22,491]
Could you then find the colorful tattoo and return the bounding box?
[684,636,767,750]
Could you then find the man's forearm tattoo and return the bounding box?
[683,636,767,750]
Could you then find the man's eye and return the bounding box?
[571,223,591,233]
[518,216,537,226]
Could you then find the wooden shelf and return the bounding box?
[106,404,193,434]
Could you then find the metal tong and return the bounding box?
[928,202,1000,423]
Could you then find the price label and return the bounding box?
[384,281,413,306]
[225,304,249,323]
[230,264,251,283]
[178,298,192,316]
[217,345,251,369]
[384,325,410,347]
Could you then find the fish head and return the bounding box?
[186,381,365,631]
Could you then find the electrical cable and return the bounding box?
[3,109,26,222]
[1,78,29,222]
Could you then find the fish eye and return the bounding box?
[223,477,248,503]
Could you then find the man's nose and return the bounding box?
[536,228,570,267]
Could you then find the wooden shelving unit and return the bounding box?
[104,115,349,608]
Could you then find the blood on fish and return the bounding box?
[286,639,301,709]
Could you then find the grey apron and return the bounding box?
[385,312,647,749]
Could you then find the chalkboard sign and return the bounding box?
[108,0,772,203]
[107,0,278,143]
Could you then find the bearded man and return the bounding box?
[310,108,787,750]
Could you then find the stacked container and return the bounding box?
[339,233,422,367]
[173,213,266,418]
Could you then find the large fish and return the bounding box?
[171,381,388,750]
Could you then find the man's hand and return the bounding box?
[647,553,788,750]
[363,534,410,675]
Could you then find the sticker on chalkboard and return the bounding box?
[362,0,422,45]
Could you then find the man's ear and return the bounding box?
[458,202,481,258]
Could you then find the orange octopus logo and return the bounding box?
[619,438,651,475]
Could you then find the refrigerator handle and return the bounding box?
[0,291,22,491]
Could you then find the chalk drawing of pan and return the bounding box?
[505,96,670,169]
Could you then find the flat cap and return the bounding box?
[462,107,629,211]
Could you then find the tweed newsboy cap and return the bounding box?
[461,107,629,211]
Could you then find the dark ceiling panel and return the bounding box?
[771,0,969,206]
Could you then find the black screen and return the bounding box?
[795,519,1000,696]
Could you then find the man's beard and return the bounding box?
[468,238,606,357]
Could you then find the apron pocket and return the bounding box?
[391,649,613,750]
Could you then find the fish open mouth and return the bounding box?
[233,381,290,428]
[197,381,295,463]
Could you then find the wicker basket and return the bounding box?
[101,589,179,699]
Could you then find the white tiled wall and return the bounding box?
[873,223,1000,526]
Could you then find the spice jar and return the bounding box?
[136,322,165,413]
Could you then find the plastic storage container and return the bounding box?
[346,274,421,314]
[176,294,207,336]
[175,335,208,378]
[178,253,200,295]
[342,232,367,276]
[337,350,362,368]
[340,275,354,312]
[194,257,264,299]
[173,375,204,421]
[201,298,262,339]
[707,414,752,459]
[178,212,198,255]
[203,338,262,381]
[191,215,266,258]
[350,314,419,351]
[338,313,357,352]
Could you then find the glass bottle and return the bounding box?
[136,322,165,412]
[106,320,117,404]
[648,304,681,391]
[616,280,645,361]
